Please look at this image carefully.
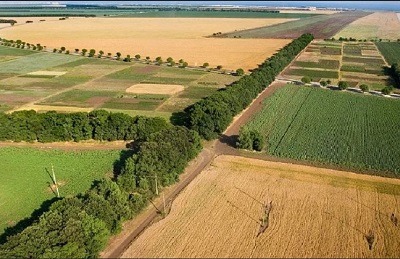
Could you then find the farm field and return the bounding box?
[281,40,393,90]
[242,85,400,175]
[0,17,292,70]
[335,12,400,40]
[375,42,400,65]
[0,147,122,236]
[0,9,321,18]
[123,155,400,258]
[0,45,238,118]
[219,11,370,39]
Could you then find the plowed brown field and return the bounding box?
[0,17,292,70]
[123,155,400,258]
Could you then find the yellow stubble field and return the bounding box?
[123,155,400,258]
[335,12,400,40]
[0,17,292,71]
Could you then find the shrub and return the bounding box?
[359,84,369,92]
[301,76,311,84]
[338,81,349,90]
[235,68,245,76]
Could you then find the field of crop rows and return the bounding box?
[243,85,400,175]
[375,42,400,66]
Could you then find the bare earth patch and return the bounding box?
[27,71,66,76]
[123,155,400,258]
[126,83,184,95]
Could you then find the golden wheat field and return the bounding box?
[335,12,400,40]
[123,155,400,258]
[0,17,293,70]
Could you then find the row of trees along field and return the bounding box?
[0,110,168,142]
[185,33,314,140]
[390,63,400,88]
[0,126,202,258]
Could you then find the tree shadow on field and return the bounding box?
[112,148,136,180]
[0,197,60,245]
[219,134,238,148]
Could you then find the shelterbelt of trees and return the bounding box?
[390,63,400,88]
[0,109,168,142]
[0,126,201,258]
[185,33,314,140]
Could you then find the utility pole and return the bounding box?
[154,172,158,196]
[51,164,60,198]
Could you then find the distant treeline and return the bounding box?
[0,14,95,17]
[0,125,202,258]
[0,19,16,24]
[0,110,168,142]
[185,33,314,140]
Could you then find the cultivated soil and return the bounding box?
[123,155,400,258]
[0,17,292,70]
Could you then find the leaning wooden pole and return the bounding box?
[51,164,60,198]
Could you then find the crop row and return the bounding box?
[240,85,400,176]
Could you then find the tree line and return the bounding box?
[0,126,202,258]
[0,110,168,142]
[185,33,314,140]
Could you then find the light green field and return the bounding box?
[0,147,122,236]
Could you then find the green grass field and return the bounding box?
[0,147,123,236]
[375,42,400,65]
[243,85,400,175]
[284,68,339,79]
[293,59,340,69]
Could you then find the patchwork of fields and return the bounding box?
[282,40,393,90]
[0,147,122,236]
[123,155,400,258]
[0,17,292,70]
[242,85,400,175]
[0,45,238,118]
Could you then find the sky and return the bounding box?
[0,1,399,11]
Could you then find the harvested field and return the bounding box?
[125,83,184,95]
[27,70,66,76]
[0,17,292,70]
[221,11,370,39]
[123,155,400,258]
[335,12,400,40]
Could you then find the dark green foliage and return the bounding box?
[118,126,202,193]
[381,86,393,95]
[301,76,311,83]
[0,197,110,258]
[338,81,349,90]
[186,33,314,140]
[238,127,265,151]
[389,63,400,88]
[360,84,369,92]
[0,110,169,142]
[235,68,244,76]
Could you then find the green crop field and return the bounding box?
[242,85,400,175]
[293,59,340,69]
[284,68,339,79]
[0,147,122,236]
[375,42,400,65]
